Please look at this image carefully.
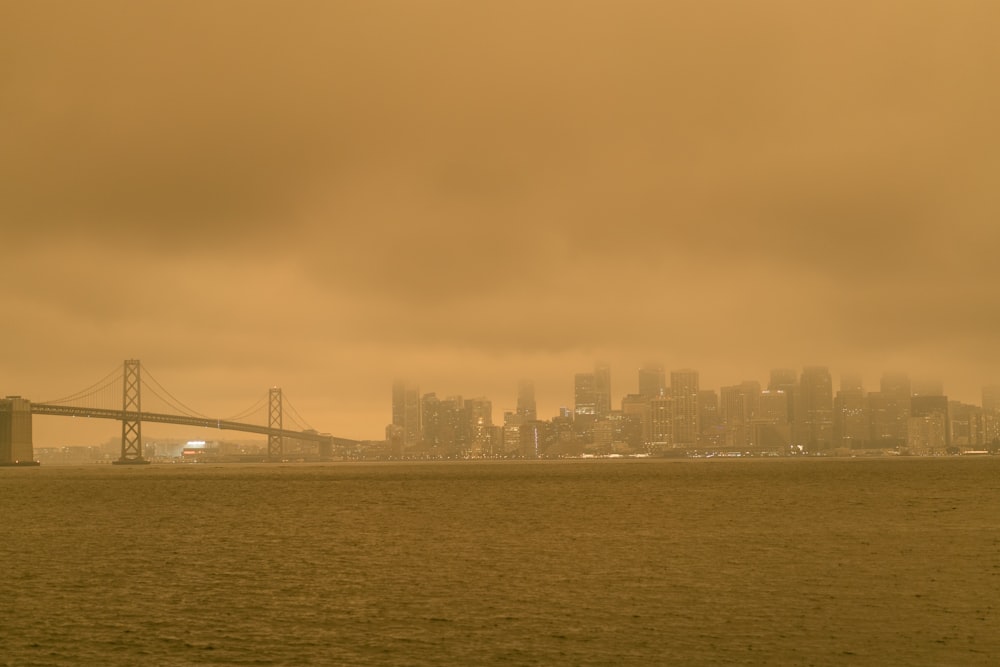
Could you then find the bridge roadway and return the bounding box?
[31,404,359,448]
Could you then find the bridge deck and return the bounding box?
[31,404,358,447]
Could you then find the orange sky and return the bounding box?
[2,1,999,446]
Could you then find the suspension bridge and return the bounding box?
[0,359,357,465]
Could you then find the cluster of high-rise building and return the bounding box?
[388,365,1000,459]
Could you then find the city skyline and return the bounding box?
[393,363,999,427]
[386,362,1000,459]
[3,2,1000,447]
[8,355,1000,449]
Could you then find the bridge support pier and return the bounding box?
[114,359,149,465]
[0,396,37,466]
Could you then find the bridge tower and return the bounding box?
[268,387,283,461]
[114,359,149,465]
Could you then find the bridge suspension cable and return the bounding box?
[37,364,122,407]
[140,364,212,419]
[282,392,315,432]
[222,392,269,423]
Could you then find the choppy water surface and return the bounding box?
[2,458,999,665]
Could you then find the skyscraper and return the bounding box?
[516,380,537,422]
[754,389,791,451]
[620,394,650,451]
[910,394,950,452]
[574,373,596,418]
[465,397,493,457]
[912,378,944,396]
[697,389,722,447]
[769,368,798,425]
[833,374,867,448]
[870,372,911,447]
[594,363,612,419]
[574,372,597,442]
[648,395,673,450]
[797,366,834,450]
[670,369,700,446]
[982,385,1000,413]
[391,380,421,448]
[638,363,666,398]
[720,384,751,449]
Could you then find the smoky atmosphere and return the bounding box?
[3,1,1000,450]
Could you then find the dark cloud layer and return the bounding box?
[2,1,1000,443]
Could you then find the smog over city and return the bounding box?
[4,4,1000,665]
[3,1,999,454]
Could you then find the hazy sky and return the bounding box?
[3,1,999,445]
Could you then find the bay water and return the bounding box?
[2,458,998,665]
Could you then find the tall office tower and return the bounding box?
[881,372,912,397]
[720,384,750,448]
[833,375,868,448]
[769,368,798,425]
[519,420,549,459]
[593,417,616,453]
[739,380,762,421]
[755,390,791,451]
[906,411,948,455]
[465,397,493,457]
[574,372,596,417]
[441,396,468,457]
[421,393,442,449]
[796,366,834,450]
[870,372,911,446]
[912,378,944,396]
[740,380,763,448]
[948,401,983,448]
[574,372,597,442]
[516,380,537,421]
[385,424,405,459]
[594,363,612,419]
[638,363,666,398]
[982,385,1000,413]
[648,395,673,449]
[391,380,422,447]
[620,394,649,451]
[910,394,950,451]
[550,412,576,446]
[698,389,721,443]
[0,396,33,464]
[769,368,797,389]
[840,373,864,394]
[421,393,467,456]
[670,369,700,446]
[502,411,522,455]
[758,390,789,423]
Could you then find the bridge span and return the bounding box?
[1,360,357,465]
